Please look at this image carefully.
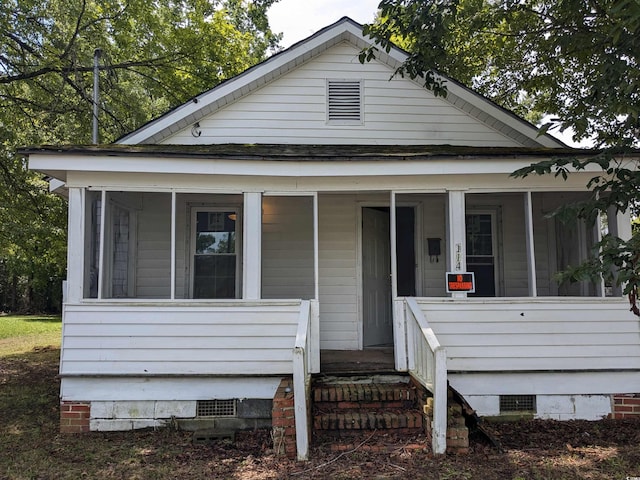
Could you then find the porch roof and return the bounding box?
[20,143,607,161]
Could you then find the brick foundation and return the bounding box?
[60,401,91,433]
[610,394,640,419]
[272,378,297,459]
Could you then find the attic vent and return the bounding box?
[499,395,536,413]
[196,399,236,417]
[327,80,362,124]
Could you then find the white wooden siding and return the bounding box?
[415,299,640,371]
[135,193,171,298]
[261,196,314,299]
[61,302,301,375]
[416,194,447,297]
[318,194,359,349]
[163,42,524,147]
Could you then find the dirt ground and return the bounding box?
[1,348,640,479]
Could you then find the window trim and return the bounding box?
[465,209,501,296]
[189,206,242,299]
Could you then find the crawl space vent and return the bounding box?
[499,395,536,413]
[196,399,236,417]
[327,80,362,123]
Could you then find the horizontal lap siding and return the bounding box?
[318,194,358,349]
[164,43,521,147]
[61,304,300,375]
[136,193,171,298]
[416,300,640,371]
[262,197,314,299]
[419,195,446,297]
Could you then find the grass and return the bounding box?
[0,314,61,356]
[1,323,639,479]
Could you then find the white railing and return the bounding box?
[405,297,447,455]
[293,299,319,461]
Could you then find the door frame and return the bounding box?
[465,208,501,297]
[356,201,422,350]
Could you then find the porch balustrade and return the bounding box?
[402,297,448,455]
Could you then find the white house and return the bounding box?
[23,17,640,459]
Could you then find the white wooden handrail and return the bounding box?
[292,300,311,461]
[406,297,442,352]
[404,297,447,455]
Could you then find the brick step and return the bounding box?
[314,431,429,453]
[312,382,415,404]
[313,410,423,431]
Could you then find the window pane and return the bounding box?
[196,212,236,254]
[193,256,236,299]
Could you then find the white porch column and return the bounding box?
[524,191,537,297]
[97,189,106,300]
[608,206,633,296]
[66,187,85,303]
[170,191,176,300]
[446,190,467,298]
[313,192,319,301]
[242,192,262,299]
[390,191,398,298]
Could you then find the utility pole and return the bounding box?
[92,48,102,145]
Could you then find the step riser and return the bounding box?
[315,400,415,411]
[313,384,415,403]
[314,411,423,431]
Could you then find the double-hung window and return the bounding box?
[191,209,239,299]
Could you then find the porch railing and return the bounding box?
[405,297,447,455]
[292,299,319,461]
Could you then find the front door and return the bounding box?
[362,207,393,347]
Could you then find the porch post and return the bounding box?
[391,191,408,371]
[446,190,467,298]
[593,212,605,297]
[170,191,176,300]
[390,191,398,298]
[310,193,321,374]
[97,189,106,300]
[243,192,262,300]
[608,207,633,296]
[524,191,537,297]
[313,192,319,301]
[66,187,85,303]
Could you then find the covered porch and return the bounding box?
[60,183,636,458]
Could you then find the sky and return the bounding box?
[266,0,586,147]
[267,0,380,48]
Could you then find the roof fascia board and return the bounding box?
[120,19,365,145]
[27,152,604,178]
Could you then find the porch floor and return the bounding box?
[320,348,395,374]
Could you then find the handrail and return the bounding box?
[406,297,442,353]
[292,300,311,461]
[404,297,447,455]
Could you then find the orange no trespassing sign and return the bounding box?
[446,272,475,293]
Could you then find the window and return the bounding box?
[191,209,239,299]
[327,79,362,124]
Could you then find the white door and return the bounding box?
[362,207,393,347]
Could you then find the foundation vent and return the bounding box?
[500,395,536,413]
[196,399,237,417]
